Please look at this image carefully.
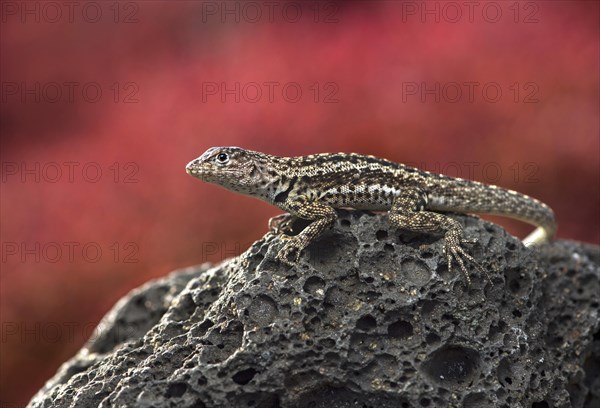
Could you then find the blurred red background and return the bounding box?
[1,1,598,405]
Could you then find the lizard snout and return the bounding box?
[186,159,202,175]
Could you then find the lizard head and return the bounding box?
[186,147,270,194]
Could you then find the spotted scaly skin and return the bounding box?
[186,147,556,285]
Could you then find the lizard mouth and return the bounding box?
[185,160,201,176]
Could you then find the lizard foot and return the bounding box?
[443,231,493,286]
[268,213,297,235]
[275,237,303,266]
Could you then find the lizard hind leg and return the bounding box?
[388,189,492,286]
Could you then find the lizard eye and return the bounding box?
[215,153,229,165]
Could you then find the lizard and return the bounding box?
[186,147,556,285]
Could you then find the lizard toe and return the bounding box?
[276,240,303,266]
[275,249,295,266]
[461,237,478,245]
[443,240,492,286]
[268,214,296,235]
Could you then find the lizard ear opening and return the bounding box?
[248,163,259,178]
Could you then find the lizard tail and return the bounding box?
[428,179,557,245]
[489,188,556,246]
[522,226,551,246]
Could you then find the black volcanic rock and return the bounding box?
[29,211,600,407]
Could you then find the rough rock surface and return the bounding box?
[29,211,600,408]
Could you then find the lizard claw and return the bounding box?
[443,231,493,286]
[268,213,297,235]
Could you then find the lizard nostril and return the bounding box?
[186,159,200,170]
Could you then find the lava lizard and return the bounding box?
[186,147,556,285]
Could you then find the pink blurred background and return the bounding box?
[1,1,599,405]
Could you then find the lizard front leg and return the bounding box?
[275,196,337,265]
[388,188,491,285]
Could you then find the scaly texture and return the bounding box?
[186,147,556,284]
